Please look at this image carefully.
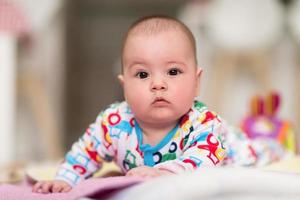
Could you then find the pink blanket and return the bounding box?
[0,176,143,200]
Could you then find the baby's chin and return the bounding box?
[139,111,184,125]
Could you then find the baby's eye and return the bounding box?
[136,71,149,79]
[168,68,182,76]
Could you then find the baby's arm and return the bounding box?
[33,113,116,193]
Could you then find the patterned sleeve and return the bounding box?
[54,109,116,187]
[224,126,288,167]
[154,110,227,174]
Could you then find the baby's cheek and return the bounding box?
[174,87,195,105]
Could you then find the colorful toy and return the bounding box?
[241,92,296,153]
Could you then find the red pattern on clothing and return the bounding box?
[201,111,217,124]
[197,133,220,165]
[182,159,197,169]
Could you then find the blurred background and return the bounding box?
[1,0,300,167]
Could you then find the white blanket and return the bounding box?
[110,167,300,200]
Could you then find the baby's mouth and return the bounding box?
[152,97,170,106]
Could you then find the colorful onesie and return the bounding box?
[55,100,285,186]
[55,101,229,186]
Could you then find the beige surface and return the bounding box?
[0,163,24,184]
[263,155,300,173]
[25,161,121,182]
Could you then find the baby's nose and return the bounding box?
[151,78,167,91]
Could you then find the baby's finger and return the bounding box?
[51,184,63,193]
[126,172,132,176]
[126,171,140,177]
[41,182,52,194]
[126,170,135,176]
[32,182,43,192]
[61,185,72,193]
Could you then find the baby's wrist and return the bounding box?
[54,176,76,188]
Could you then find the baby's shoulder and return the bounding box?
[96,101,133,122]
[188,100,223,125]
[192,100,208,113]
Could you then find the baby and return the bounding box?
[32,15,283,194]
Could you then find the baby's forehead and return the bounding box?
[124,21,195,54]
[127,18,188,40]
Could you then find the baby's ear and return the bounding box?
[195,67,203,96]
[196,67,203,79]
[117,74,124,86]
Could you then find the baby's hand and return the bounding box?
[32,180,72,193]
[126,166,173,178]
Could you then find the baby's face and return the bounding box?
[119,30,202,126]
